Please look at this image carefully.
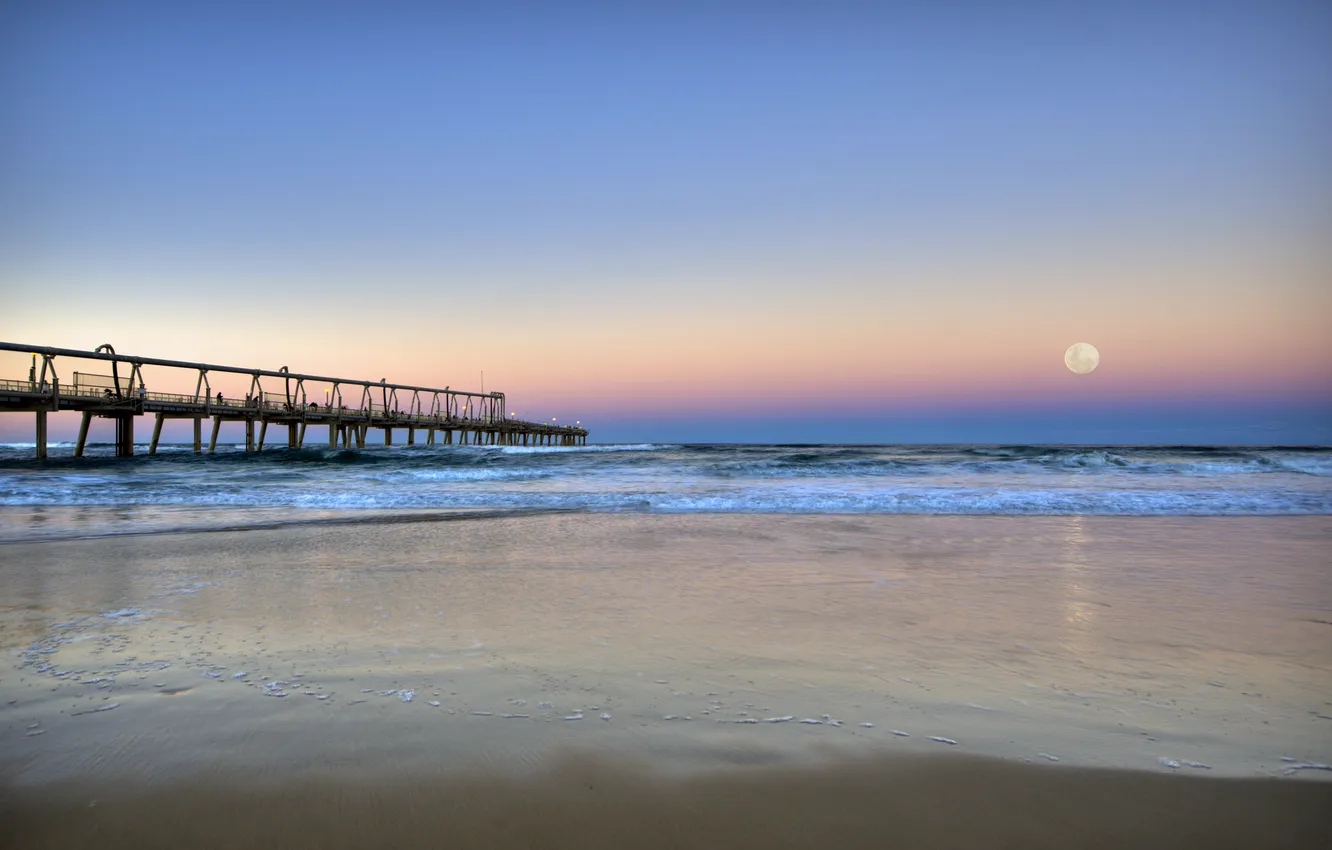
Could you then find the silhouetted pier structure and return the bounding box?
[0,342,588,459]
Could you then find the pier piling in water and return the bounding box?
[34,410,47,460]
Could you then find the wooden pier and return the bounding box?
[0,342,588,459]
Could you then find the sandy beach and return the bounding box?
[2,511,1329,846]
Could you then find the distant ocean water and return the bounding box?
[1,444,1329,528]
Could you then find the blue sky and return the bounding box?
[1,1,1328,443]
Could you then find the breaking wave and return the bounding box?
[0,443,1328,521]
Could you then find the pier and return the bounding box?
[0,342,588,459]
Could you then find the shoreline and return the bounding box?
[1,503,1330,547]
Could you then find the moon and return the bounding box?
[1064,342,1100,374]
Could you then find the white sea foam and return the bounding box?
[496,444,677,454]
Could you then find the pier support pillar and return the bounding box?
[407,427,414,446]
[356,425,366,448]
[290,423,300,448]
[75,411,92,457]
[149,413,164,455]
[193,418,202,453]
[114,414,134,457]
[426,427,435,445]
[329,423,337,448]
[35,410,47,460]
[257,420,267,451]
[384,427,392,446]
[245,419,255,452]
[209,416,222,453]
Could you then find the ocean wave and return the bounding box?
[690,447,1332,478]
[1,483,1327,516]
[0,443,1327,517]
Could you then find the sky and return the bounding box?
[1,1,1329,443]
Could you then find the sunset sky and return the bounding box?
[2,2,1329,443]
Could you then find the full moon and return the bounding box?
[1064,342,1100,374]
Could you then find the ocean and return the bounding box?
[0,444,1328,541]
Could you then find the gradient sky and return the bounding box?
[2,1,1329,443]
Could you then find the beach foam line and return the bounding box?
[0,506,588,546]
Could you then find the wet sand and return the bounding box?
[4,753,1330,849]
[2,512,1330,846]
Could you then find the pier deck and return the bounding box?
[1,342,588,458]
